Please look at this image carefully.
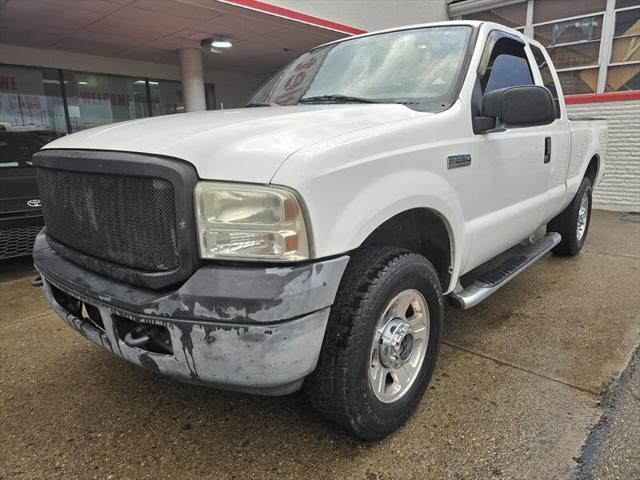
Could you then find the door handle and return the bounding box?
[544,137,551,164]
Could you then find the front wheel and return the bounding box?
[305,247,443,441]
[548,177,593,256]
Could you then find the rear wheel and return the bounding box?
[548,177,592,256]
[305,247,443,441]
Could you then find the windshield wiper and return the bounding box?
[299,94,382,104]
[245,101,274,107]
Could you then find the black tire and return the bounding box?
[305,246,443,441]
[548,177,593,256]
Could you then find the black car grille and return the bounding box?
[36,168,179,272]
[0,224,42,259]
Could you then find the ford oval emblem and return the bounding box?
[27,199,41,208]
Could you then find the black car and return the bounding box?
[0,131,49,260]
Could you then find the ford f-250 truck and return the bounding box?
[33,21,606,440]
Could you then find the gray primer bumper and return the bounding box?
[34,231,349,395]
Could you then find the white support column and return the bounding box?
[524,0,534,37]
[178,47,206,112]
[597,0,617,93]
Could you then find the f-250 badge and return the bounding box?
[448,154,472,169]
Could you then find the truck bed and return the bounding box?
[567,118,608,192]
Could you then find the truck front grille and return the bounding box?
[36,168,179,272]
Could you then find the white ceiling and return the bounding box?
[0,0,346,75]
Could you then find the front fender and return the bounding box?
[288,167,467,294]
[343,170,464,255]
[271,101,471,293]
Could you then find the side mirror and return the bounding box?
[478,85,555,132]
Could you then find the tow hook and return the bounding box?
[124,324,173,354]
[30,275,43,287]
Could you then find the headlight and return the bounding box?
[194,182,310,261]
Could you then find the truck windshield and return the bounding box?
[248,26,472,108]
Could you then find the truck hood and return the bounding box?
[43,105,423,183]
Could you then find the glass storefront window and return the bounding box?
[0,65,67,138]
[557,69,599,94]
[63,71,148,132]
[608,5,640,90]
[533,0,606,24]
[614,7,640,36]
[611,36,640,62]
[149,79,184,116]
[457,0,640,95]
[149,80,216,115]
[534,15,603,46]
[205,84,216,110]
[610,8,640,63]
[546,41,601,69]
[2,65,219,134]
[464,2,527,29]
[532,13,605,95]
[615,0,640,10]
[606,64,640,90]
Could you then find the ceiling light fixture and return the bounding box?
[202,36,233,51]
[211,39,232,48]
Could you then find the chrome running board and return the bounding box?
[448,232,561,309]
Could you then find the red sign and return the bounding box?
[79,91,130,106]
[0,76,18,92]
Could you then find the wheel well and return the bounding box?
[360,208,452,289]
[585,155,599,185]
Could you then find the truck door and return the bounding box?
[529,43,571,222]
[466,31,554,269]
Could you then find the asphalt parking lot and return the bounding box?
[1,210,638,480]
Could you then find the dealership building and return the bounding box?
[1,0,638,211]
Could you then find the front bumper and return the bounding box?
[34,231,349,395]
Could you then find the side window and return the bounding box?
[485,54,533,92]
[530,45,562,119]
[480,37,534,93]
[472,34,538,133]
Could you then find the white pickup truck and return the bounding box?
[33,21,606,440]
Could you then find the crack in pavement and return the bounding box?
[443,340,640,480]
[583,250,639,260]
[443,340,602,396]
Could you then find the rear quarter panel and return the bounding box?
[564,119,607,206]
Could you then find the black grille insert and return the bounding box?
[0,224,43,259]
[37,168,179,272]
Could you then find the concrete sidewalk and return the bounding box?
[578,347,639,480]
[1,210,638,480]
